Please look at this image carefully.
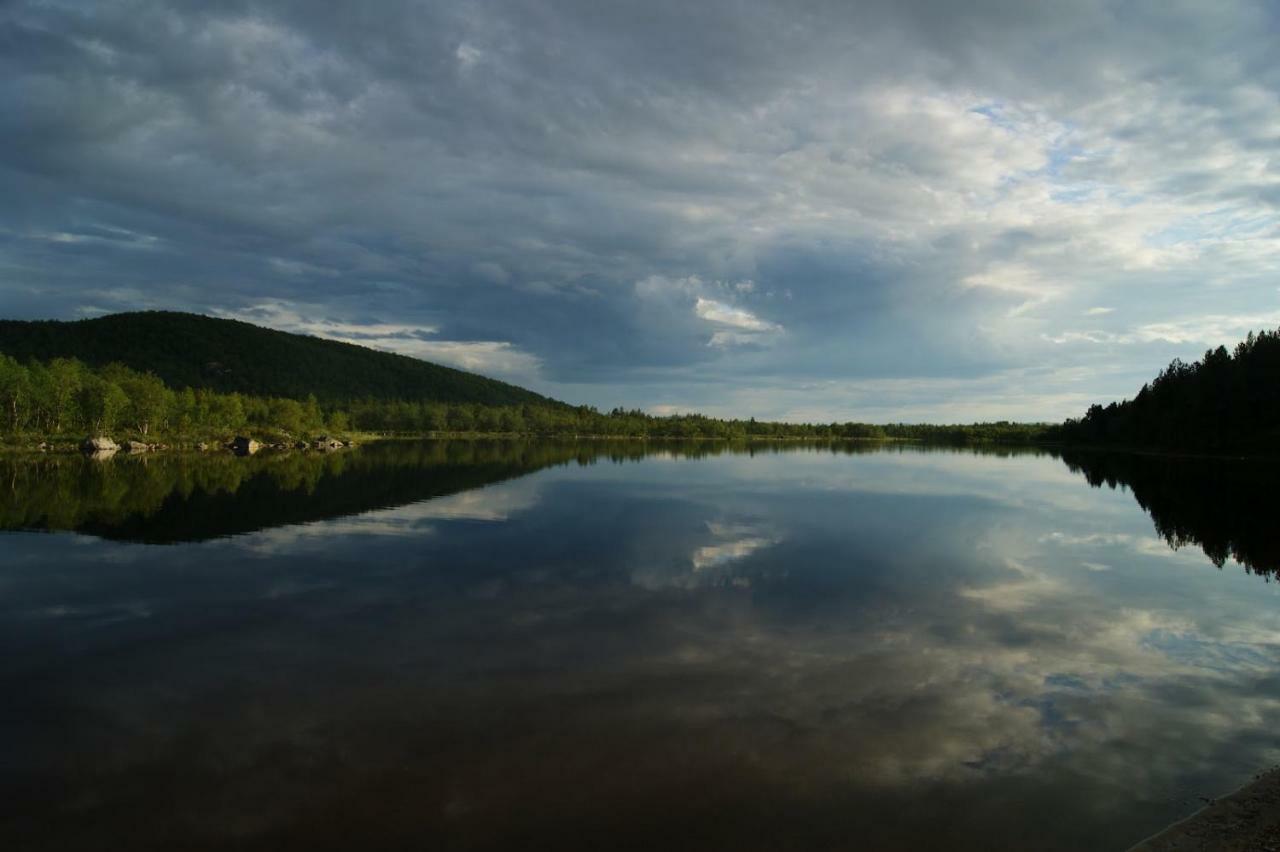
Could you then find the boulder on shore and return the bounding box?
[121,441,148,453]
[230,436,261,455]
[81,436,118,453]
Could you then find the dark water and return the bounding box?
[3,441,1279,851]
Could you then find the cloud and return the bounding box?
[241,477,544,555]
[694,297,779,333]
[1043,311,1280,350]
[397,340,541,378]
[213,301,542,381]
[695,297,783,348]
[632,519,782,589]
[3,0,1280,418]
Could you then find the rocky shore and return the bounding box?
[1128,768,1280,851]
[5,435,357,456]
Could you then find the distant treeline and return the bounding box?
[1054,329,1280,453]
[0,353,1051,444]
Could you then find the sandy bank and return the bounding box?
[1129,768,1280,851]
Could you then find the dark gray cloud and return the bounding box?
[3,0,1280,418]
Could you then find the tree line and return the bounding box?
[0,353,1052,445]
[1053,328,1280,452]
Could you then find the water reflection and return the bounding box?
[2,442,1276,581]
[1060,449,1280,578]
[3,442,1280,850]
[0,440,664,543]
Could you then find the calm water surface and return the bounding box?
[2,441,1279,850]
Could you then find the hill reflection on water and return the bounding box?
[2,440,1276,578]
[0,440,987,543]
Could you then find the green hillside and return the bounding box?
[0,311,558,406]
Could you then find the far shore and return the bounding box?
[1128,767,1280,851]
[0,432,1012,455]
[9,432,1280,464]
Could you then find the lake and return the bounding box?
[3,440,1278,850]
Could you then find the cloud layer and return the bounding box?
[4,1,1280,418]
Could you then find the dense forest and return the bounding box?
[0,311,555,406]
[0,352,1049,446]
[1054,329,1280,452]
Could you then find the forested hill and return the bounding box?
[0,311,558,406]
[1056,328,1280,452]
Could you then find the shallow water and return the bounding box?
[2,440,1278,850]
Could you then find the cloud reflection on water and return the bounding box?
[3,444,1280,850]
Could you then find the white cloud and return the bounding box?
[694,297,783,348]
[455,41,482,70]
[694,297,779,333]
[216,301,440,340]
[1044,311,1280,349]
[212,301,541,380]
[398,339,541,378]
[632,520,782,590]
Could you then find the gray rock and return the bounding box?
[81,436,118,453]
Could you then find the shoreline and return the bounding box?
[1127,768,1280,851]
[0,433,1008,455]
[5,433,1280,464]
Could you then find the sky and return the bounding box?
[3,0,1280,422]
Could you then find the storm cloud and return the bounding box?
[3,0,1280,419]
